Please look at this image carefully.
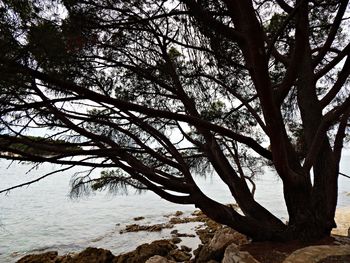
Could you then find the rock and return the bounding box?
[169,249,192,262]
[169,217,185,224]
[174,232,196,238]
[114,240,177,263]
[145,255,176,263]
[164,211,184,218]
[282,245,350,263]
[170,229,178,235]
[196,228,215,244]
[192,210,203,216]
[17,251,58,263]
[195,219,222,245]
[171,237,182,244]
[169,212,210,225]
[180,245,192,252]
[195,243,220,262]
[193,244,203,258]
[195,227,249,262]
[174,211,183,216]
[133,216,145,221]
[348,227,350,237]
[120,223,174,234]
[169,217,183,225]
[69,247,114,263]
[222,243,259,263]
[16,248,115,263]
[209,227,249,249]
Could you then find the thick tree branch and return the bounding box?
[276,0,294,13]
[303,104,350,171]
[333,109,350,163]
[314,43,350,80]
[320,56,350,108]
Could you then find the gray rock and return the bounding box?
[195,227,248,262]
[145,255,176,263]
[17,248,116,263]
[210,228,238,251]
[70,247,114,263]
[171,237,182,244]
[169,249,192,262]
[114,240,176,263]
[170,229,178,235]
[222,243,260,263]
[16,251,58,263]
[180,245,192,252]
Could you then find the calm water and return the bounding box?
[0,155,349,262]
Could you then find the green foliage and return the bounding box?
[201,100,226,121]
[28,22,68,68]
[167,47,182,61]
[70,170,146,198]
[266,13,289,34]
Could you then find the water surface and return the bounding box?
[0,155,349,262]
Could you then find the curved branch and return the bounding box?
[0,165,75,194]
[303,104,350,171]
[266,2,302,60]
[319,56,350,108]
[333,109,350,163]
[314,43,350,81]
[312,0,349,67]
[340,172,350,179]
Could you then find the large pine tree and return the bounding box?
[0,0,349,241]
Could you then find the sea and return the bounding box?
[0,155,350,262]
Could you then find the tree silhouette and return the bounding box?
[0,0,349,241]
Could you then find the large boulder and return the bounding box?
[195,227,249,262]
[114,240,177,263]
[168,249,191,262]
[145,255,176,263]
[222,243,260,263]
[17,247,115,263]
[209,227,249,250]
[282,245,350,263]
[69,247,114,263]
[17,251,59,263]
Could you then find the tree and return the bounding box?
[0,0,349,242]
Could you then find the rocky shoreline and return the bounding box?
[16,210,350,263]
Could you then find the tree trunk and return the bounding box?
[282,147,339,241]
[283,182,331,241]
[311,142,338,234]
[192,149,339,242]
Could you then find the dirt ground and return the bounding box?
[241,236,350,263]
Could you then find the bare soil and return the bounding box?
[241,236,350,263]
